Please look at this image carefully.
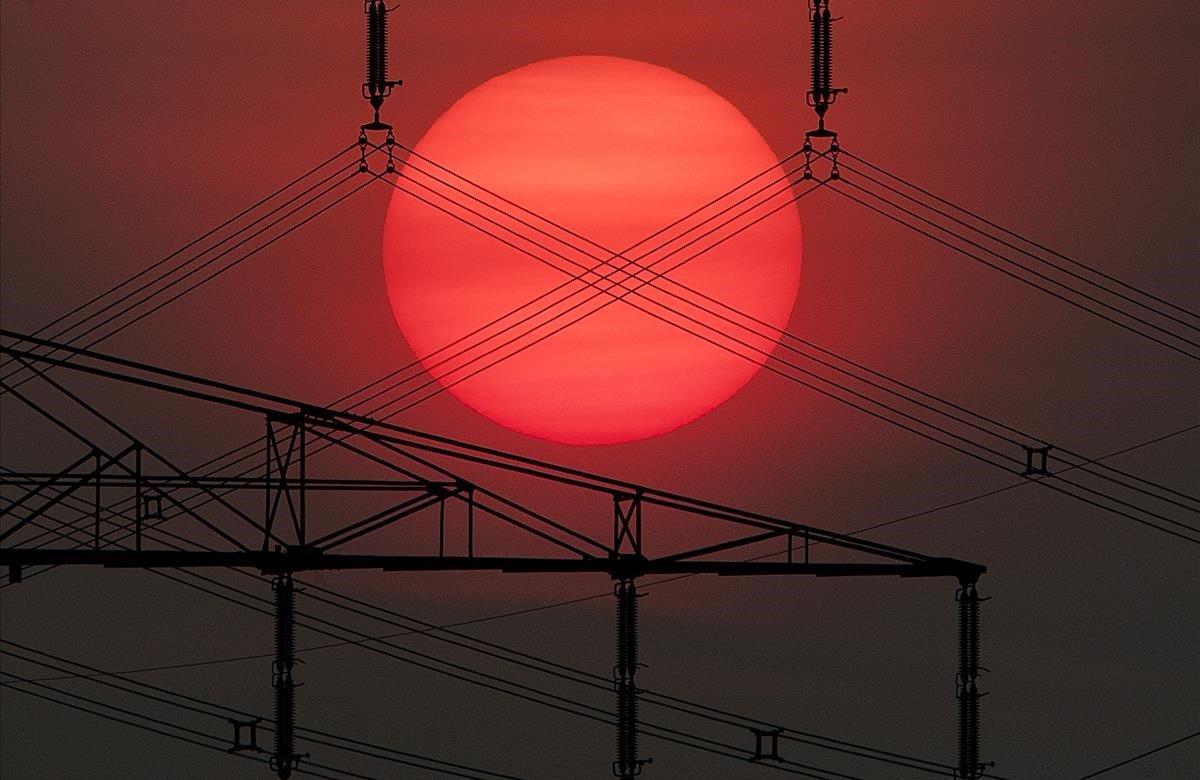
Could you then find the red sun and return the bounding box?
[382,56,802,445]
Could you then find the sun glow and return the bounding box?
[382,56,802,444]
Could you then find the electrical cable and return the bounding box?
[11,136,1190,561]
[1074,729,1200,779]
[3,491,1019,779]
[353,145,1197,517]
[1,142,359,355]
[3,146,833,547]
[0,645,525,779]
[825,177,1200,361]
[837,150,1200,322]
[1,491,867,779]
[0,677,349,779]
[0,171,375,394]
[369,154,1196,515]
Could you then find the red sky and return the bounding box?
[1,2,1197,778]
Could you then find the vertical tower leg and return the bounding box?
[956,578,990,779]
[272,573,299,779]
[614,576,648,778]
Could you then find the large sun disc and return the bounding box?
[382,55,803,444]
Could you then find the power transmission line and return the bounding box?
[1073,729,1200,779]
[371,148,1196,521]
[1,642,526,779]
[825,174,1200,361]
[0,372,934,778]
[0,676,353,779]
[837,149,1199,323]
[2,142,359,355]
[0,171,374,392]
[19,419,1185,779]
[3,143,827,547]
[5,493,896,779]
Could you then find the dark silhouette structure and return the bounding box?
[11,2,1195,777]
[0,331,989,778]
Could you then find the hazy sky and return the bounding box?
[2,2,1198,778]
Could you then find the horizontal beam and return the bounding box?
[0,333,987,573]
[0,548,983,580]
[0,474,459,493]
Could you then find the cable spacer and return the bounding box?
[227,717,263,753]
[750,726,785,762]
[1021,445,1052,477]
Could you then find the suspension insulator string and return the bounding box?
[805,0,848,139]
[955,579,993,779]
[361,0,403,132]
[271,572,306,779]
[613,576,650,778]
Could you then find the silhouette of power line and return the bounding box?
[2,343,981,777]
[1074,729,1200,779]
[20,422,1192,776]
[1,423,948,779]
[0,677,352,779]
[0,170,374,393]
[2,470,885,779]
[1,642,526,779]
[2,143,358,352]
[825,172,1200,361]
[367,148,1196,524]
[837,149,1199,323]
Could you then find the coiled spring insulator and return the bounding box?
[806,0,847,132]
[366,1,387,97]
[956,582,984,779]
[362,0,401,128]
[614,578,644,778]
[810,2,824,100]
[272,574,298,780]
[820,8,833,96]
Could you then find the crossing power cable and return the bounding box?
[367,149,1196,515]
[3,143,826,540]
[14,137,1189,553]
[5,139,1193,542]
[0,144,365,388]
[354,167,1197,539]
[5,497,877,780]
[7,423,1188,776]
[0,169,375,392]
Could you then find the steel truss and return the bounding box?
[1,331,990,778]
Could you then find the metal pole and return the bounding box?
[93,450,101,550]
[298,420,306,545]
[134,445,142,551]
